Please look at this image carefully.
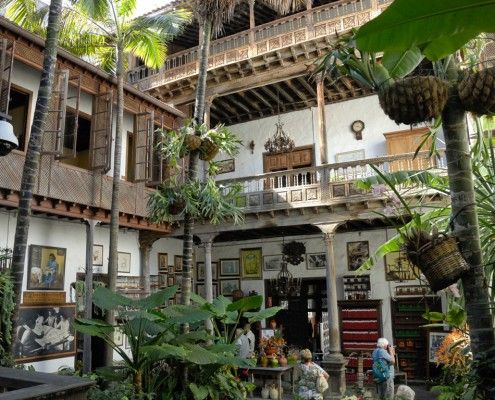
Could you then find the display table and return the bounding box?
[248,365,294,400]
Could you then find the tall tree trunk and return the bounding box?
[180,20,212,307]
[104,43,124,366]
[10,0,63,352]
[442,88,495,394]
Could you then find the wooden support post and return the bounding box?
[249,0,256,46]
[83,219,97,374]
[316,77,328,165]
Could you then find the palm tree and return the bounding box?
[9,0,64,353]
[7,0,190,365]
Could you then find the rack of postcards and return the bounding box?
[343,274,371,300]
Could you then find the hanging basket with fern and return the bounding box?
[458,66,495,116]
[405,233,469,292]
[184,134,202,151]
[199,138,220,161]
[282,241,306,266]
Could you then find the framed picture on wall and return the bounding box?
[263,255,283,271]
[219,279,241,296]
[93,244,104,266]
[384,251,420,281]
[174,255,183,272]
[219,259,240,276]
[196,283,218,298]
[196,262,218,281]
[428,331,449,363]
[14,304,76,363]
[346,241,369,271]
[217,159,235,174]
[158,253,168,272]
[168,265,174,274]
[113,328,124,347]
[167,276,175,286]
[306,253,327,269]
[117,252,131,273]
[240,248,262,279]
[27,245,66,290]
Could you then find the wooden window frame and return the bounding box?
[9,83,33,154]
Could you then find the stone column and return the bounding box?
[83,219,98,374]
[319,223,346,399]
[138,231,162,295]
[199,234,216,334]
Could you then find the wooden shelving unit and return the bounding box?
[338,299,382,383]
[343,274,371,300]
[391,296,442,381]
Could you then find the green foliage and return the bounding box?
[355,0,495,61]
[0,249,14,367]
[76,288,280,399]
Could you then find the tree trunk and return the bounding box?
[442,88,495,393]
[180,20,212,307]
[10,0,63,352]
[104,43,124,366]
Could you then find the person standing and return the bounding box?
[244,323,255,354]
[372,337,395,399]
[294,348,329,400]
[235,328,250,359]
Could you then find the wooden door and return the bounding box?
[384,128,435,172]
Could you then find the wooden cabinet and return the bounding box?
[263,146,313,173]
[384,128,435,171]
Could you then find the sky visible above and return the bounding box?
[136,0,174,16]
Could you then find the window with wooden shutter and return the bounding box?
[134,110,154,182]
[0,38,14,120]
[58,74,81,160]
[148,113,165,186]
[90,89,113,172]
[41,69,69,156]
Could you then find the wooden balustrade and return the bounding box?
[127,0,386,88]
[217,151,446,212]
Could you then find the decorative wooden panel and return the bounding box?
[134,110,154,182]
[290,148,312,167]
[90,89,113,171]
[384,128,435,172]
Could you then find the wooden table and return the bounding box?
[247,365,294,400]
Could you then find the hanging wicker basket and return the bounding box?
[169,199,185,215]
[184,134,202,151]
[378,76,449,125]
[458,66,495,115]
[406,235,469,292]
[198,138,220,161]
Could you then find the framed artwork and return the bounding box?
[117,252,131,273]
[220,258,240,277]
[113,329,124,347]
[346,241,370,271]
[174,255,183,272]
[158,253,168,272]
[167,276,175,286]
[93,244,103,266]
[429,331,449,363]
[263,255,283,271]
[124,335,131,350]
[384,251,420,281]
[27,245,66,290]
[307,253,327,269]
[14,304,76,363]
[219,279,241,296]
[240,248,262,279]
[196,283,218,298]
[168,265,174,274]
[196,262,218,281]
[217,158,235,174]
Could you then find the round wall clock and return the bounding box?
[351,120,365,140]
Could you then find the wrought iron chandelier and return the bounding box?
[264,88,295,154]
[270,257,302,298]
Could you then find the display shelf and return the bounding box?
[391,297,441,381]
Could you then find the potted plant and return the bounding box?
[282,241,306,265]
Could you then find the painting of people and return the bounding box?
[27,246,66,290]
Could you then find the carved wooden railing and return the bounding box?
[127,0,393,89]
[217,151,446,212]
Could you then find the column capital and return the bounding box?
[323,231,336,244]
[197,233,216,247]
[315,222,340,235]
[138,231,163,249]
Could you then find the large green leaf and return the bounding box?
[74,318,113,338]
[134,286,178,309]
[92,287,133,310]
[142,344,189,361]
[161,304,212,325]
[381,48,424,79]
[244,306,283,323]
[226,295,263,313]
[355,0,495,60]
[204,295,232,317]
[183,343,220,365]
[189,383,209,400]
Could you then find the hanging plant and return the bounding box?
[282,241,306,266]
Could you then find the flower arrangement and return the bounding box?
[259,335,286,356]
[436,329,472,374]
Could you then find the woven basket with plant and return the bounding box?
[458,66,495,115]
[199,138,220,161]
[184,133,202,151]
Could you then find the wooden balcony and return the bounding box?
[127,0,393,91]
[217,151,446,215]
[0,151,168,232]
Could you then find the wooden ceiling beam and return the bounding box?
[285,79,310,106]
[274,82,295,103]
[210,102,233,123]
[250,88,273,110]
[237,91,262,113]
[298,76,317,97]
[229,95,253,116]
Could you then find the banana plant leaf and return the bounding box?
[226,295,263,312]
[244,306,283,323]
[381,48,424,79]
[355,0,495,60]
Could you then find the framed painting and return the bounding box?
[240,248,262,279]
[14,304,76,363]
[117,252,131,273]
[174,255,183,272]
[429,331,449,363]
[306,253,327,269]
[384,251,420,281]
[196,262,218,281]
[196,283,218,298]
[113,328,124,347]
[167,276,175,286]
[217,158,235,174]
[124,335,131,350]
[220,258,240,277]
[346,241,369,271]
[168,265,174,274]
[27,245,66,290]
[219,279,241,296]
[158,253,168,272]
[93,244,103,266]
[263,255,283,271]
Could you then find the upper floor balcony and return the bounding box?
[127,0,393,94]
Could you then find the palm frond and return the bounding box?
[6,0,48,37]
[191,0,242,36]
[124,28,166,69]
[116,0,136,18]
[75,0,112,21]
[130,8,192,39]
[261,0,308,15]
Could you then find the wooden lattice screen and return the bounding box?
[90,89,113,172]
[134,110,154,182]
[57,74,81,159]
